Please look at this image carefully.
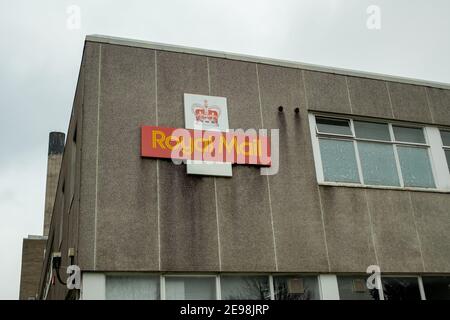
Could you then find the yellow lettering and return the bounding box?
[194,137,204,152]
[219,135,236,154]
[152,130,166,149]
[239,141,251,156]
[165,135,176,150]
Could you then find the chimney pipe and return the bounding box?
[43,132,65,236]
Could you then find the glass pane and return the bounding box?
[221,276,270,300]
[393,126,425,144]
[381,277,421,301]
[319,139,360,183]
[273,276,320,300]
[165,277,216,300]
[397,146,435,188]
[106,276,159,300]
[445,150,450,171]
[337,276,380,300]
[354,121,391,141]
[441,130,450,146]
[422,276,450,300]
[358,142,400,186]
[316,117,352,135]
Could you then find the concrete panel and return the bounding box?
[427,87,450,126]
[158,160,221,271]
[156,51,220,271]
[68,194,79,253]
[410,192,450,272]
[303,70,351,114]
[209,58,276,271]
[320,187,377,272]
[257,64,329,272]
[347,77,393,119]
[95,44,159,270]
[387,82,432,123]
[69,82,82,262]
[366,190,423,273]
[78,41,100,270]
[19,238,46,300]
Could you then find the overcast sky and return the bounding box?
[0,0,449,300]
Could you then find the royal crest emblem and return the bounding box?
[191,100,221,127]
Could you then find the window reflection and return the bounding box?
[381,277,421,300]
[337,276,380,300]
[221,276,270,300]
[319,139,360,183]
[106,276,160,300]
[273,276,320,300]
[422,276,450,300]
[165,277,216,300]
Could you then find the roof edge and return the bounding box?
[25,235,47,240]
[86,34,450,90]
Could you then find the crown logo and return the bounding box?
[191,100,221,127]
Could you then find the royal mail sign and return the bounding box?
[140,94,275,177]
[141,126,271,166]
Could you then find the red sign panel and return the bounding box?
[141,126,271,166]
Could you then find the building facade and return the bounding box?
[34,35,450,300]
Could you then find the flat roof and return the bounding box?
[86,34,450,90]
[25,235,47,240]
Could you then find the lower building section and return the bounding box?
[80,272,450,300]
[19,236,47,300]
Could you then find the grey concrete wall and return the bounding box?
[19,238,46,300]
[42,39,450,299]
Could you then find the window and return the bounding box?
[273,275,320,300]
[422,276,450,300]
[381,277,422,301]
[165,276,216,300]
[220,276,271,300]
[310,115,440,189]
[96,273,450,300]
[337,275,426,300]
[106,275,159,300]
[441,130,450,171]
[337,276,380,300]
[319,139,360,183]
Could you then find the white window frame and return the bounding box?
[81,272,106,300]
[318,274,340,300]
[438,129,450,187]
[308,113,450,192]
